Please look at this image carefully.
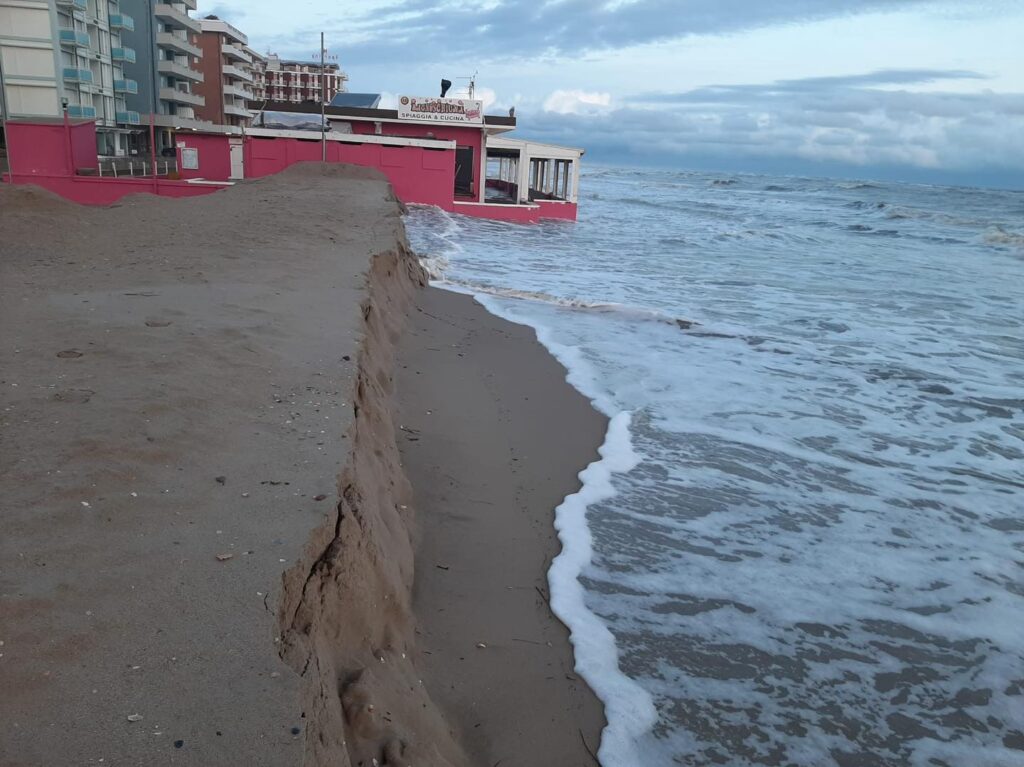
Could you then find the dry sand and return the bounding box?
[0,165,606,766]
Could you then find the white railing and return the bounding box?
[97,158,179,177]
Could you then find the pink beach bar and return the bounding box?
[1,98,584,223]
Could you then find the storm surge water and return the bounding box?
[404,167,1024,767]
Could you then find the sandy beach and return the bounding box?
[0,165,604,766]
[396,287,607,766]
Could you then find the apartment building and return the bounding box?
[262,53,347,104]
[247,46,266,103]
[118,0,207,142]
[191,16,257,126]
[0,0,139,155]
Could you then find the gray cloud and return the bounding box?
[264,0,939,65]
[517,70,1024,182]
[630,69,990,103]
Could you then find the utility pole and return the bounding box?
[320,32,326,162]
[0,52,13,182]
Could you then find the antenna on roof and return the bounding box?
[456,70,478,99]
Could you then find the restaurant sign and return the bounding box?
[397,96,483,125]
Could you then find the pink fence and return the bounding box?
[2,120,577,222]
[244,137,456,210]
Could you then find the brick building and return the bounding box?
[191,16,259,126]
[262,53,347,104]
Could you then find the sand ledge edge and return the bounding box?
[275,229,468,767]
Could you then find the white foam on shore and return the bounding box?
[548,411,659,766]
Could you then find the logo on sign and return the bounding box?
[397,96,484,125]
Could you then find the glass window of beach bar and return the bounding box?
[484,136,583,206]
[484,144,521,203]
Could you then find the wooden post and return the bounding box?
[320,32,326,162]
[0,53,14,183]
[149,112,157,193]
[62,105,74,175]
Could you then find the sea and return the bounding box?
[403,166,1024,767]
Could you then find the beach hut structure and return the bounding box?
[1,95,584,222]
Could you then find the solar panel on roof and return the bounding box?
[328,93,382,108]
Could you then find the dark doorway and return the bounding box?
[455,146,474,197]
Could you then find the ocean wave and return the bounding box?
[884,206,925,220]
[404,168,1024,766]
[884,206,992,229]
[838,181,883,190]
[983,227,1024,248]
[659,236,693,247]
[845,224,901,237]
[418,253,450,279]
[615,196,676,211]
[427,272,799,354]
[429,275,696,325]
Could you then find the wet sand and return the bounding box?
[0,165,606,766]
[396,287,608,766]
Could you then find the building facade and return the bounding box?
[191,17,258,127]
[0,0,139,156]
[246,45,266,104]
[262,53,347,104]
[118,0,206,143]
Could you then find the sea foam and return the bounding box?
[405,167,1024,766]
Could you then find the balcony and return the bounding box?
[116,110,141,124]
[223,102,252,118]
[67,104,97,118]
[59,28,91,47]
[62,67,94,83]
[154,4,200,33]
[159,87,204,107]
[114,78,138,94]
[223,83,251,100]
[56,0,88,9]
[109,13,135,31]
[156,32,201,58]
[221,43,251,63]
[222,64,253,83]
[157,59,203,83]
[111,46,136,63]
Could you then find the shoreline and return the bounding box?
[395,285,607,766]
[0,166,607,766]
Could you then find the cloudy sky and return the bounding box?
[201,0,1024,188]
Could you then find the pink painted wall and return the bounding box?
[244,137,456,210]
[535,200,578,221]
[5,120,98,177]
[454,202,541,224]
[70,122,98,173]
[348,121,484,199]
[3,119,575,223]
[174,133,233,181]
[453,199,578,224]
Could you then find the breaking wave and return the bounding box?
[984,227,1024,248]
[427,271,704,330]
